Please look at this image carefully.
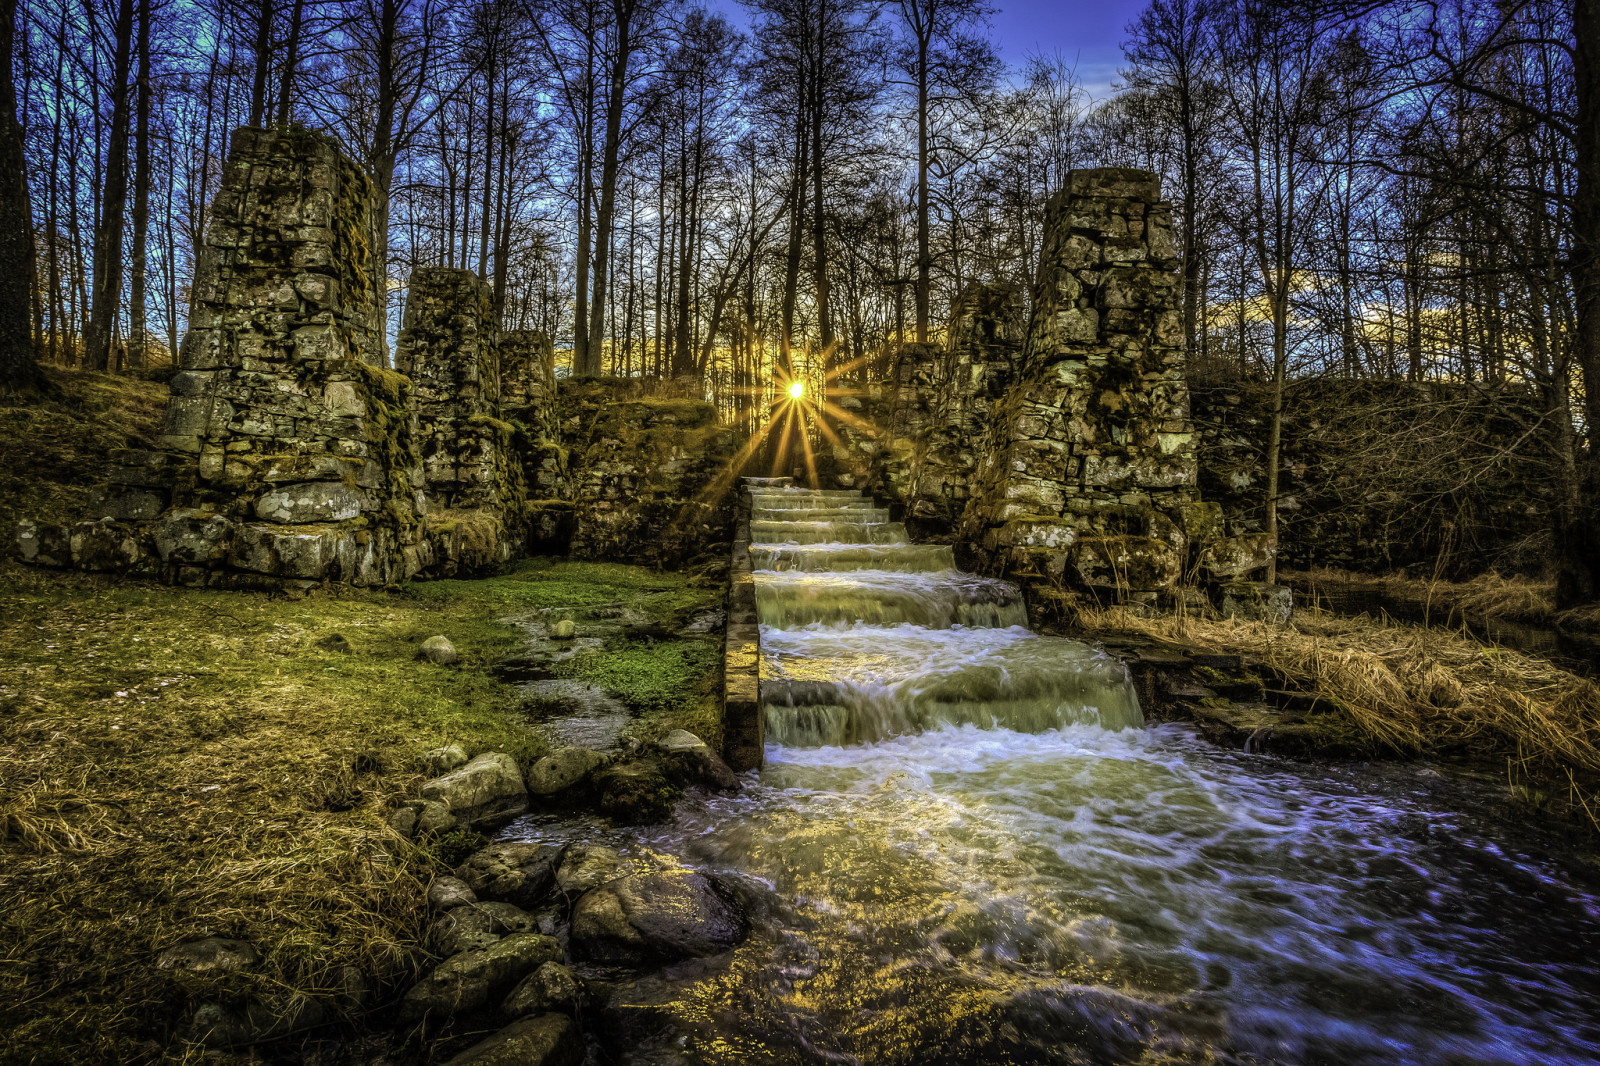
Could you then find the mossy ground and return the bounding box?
[0,367,168,530]
[0,556,723,1064]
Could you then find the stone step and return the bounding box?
[751,506,891,524]
[750,542,956,573]
[749,520,909,545]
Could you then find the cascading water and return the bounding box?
[751,482,1138,746]
[502,478,1600,1065]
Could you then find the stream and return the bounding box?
[502,482,1600,1066]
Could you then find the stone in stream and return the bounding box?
[455,842,565,908]
[502,961,583,1019]
[550,618,577,640]
[442,1012,584,1066]
[525,746,609,796]
[570,870,747,966]
[431,901,539,956]
[429,875,478,911]
[420,635,459,665]
[554,844,629,898]
[156,936,259,974]
[593,760,680,824]
[421,753,527,828]
[655,729,740,791]
[397,932,563,1023]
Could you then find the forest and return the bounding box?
[0,0,1592,604]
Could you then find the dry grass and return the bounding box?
[1077,603,1600,825]
[1286,566,1600,631]
[0,367,169,531]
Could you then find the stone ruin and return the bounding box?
[14,126,562,587]
[822,168,1275,618]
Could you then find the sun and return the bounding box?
[788,379,805,400]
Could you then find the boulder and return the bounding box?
[188,997,327,1047]
[421,753,527,828]
[425,744,470,774]
[554,844,628,898]
[655,729,740,791]
[420,635,459,665]
[594,760,680,824]
[398,933,562,1023]
[503,961,582,1019]
[456,842,564,908]
[550,619,576,640]
[429,876,479,911]
[1220,581,1294,624]
[156,937,259,974]
[526,746,608,796]
[416,799,458,834]
[443,1013,584,1066]
[431,901,538,956]
[570,870,747,967]
[388,806,419,837]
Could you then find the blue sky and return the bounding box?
[702,0,1147,100]
[986,0,1145,97]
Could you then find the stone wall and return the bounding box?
[500,330,570,548]
[556,378,737,567]
[394,266,529,575]
[18,126,433,587]
[958,169,1241,616]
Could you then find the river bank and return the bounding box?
[0,558,722,1064]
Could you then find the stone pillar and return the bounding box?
[395,267,515,511]
[91,126,431,586]
[500,329,570,548]
[960,168,1213,612]
[501,330,558,443]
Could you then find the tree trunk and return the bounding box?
[248,0,274,127]
[0,0,40,392]
[915,34,930,343]
[83,0,135,373]
[1559,0,1600,606]
[128,0,150,368]
[584,0,637,375]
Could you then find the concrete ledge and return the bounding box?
[722,477,787,771]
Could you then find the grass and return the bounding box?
[0,367,169,532]
[1076,602,1600,830]
[0,556,724,1064]
[1285,566,1600,632]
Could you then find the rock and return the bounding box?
[156,937,259,974]
[254,481,365,524]
[503,962,582,1019]
[425,743,470,774]
[187,996,328,1047]
[398,932,563,1023]
[456,842,565,908]
[431,901,539,956]
[416,799,458,834]
[429,876,479,911]
[389,806,419,837]
[420,635,459,665]
[571,870,747,967]
[1220,581,1294,624]
[526,746,608,796]
[554,844,629,898]
[421,753,527,828]
[550,619,577,640]
[443,1013,584,1066]
[315,633,352,654]
[594,760,680,824]
[655,729,740,791]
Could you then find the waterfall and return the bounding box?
[749,480,1142,746]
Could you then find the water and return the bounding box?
[505,482,1600,1065]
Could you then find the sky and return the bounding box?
[701,0,1148,101]
[984,0,1146,97]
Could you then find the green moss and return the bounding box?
[555,640,718,715]
[0,561,547,1062]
